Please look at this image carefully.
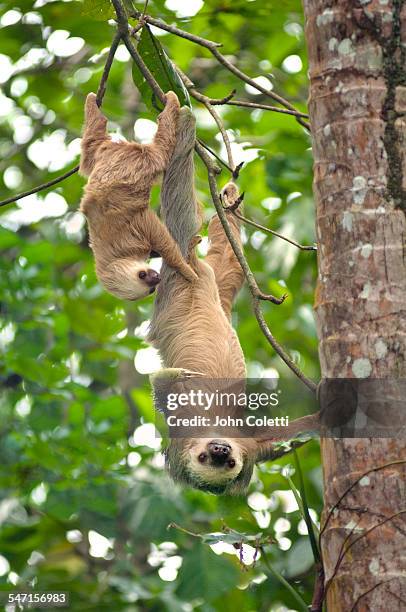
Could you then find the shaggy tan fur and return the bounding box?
[79,91,197,301]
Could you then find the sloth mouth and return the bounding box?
[149,287,156,294]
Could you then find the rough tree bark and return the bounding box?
[303,1,406,610]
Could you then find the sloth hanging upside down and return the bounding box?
[148,107,319,495]
[79,91,197,301]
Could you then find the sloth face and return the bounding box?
[100,259,160,301]
[166,438,254,495]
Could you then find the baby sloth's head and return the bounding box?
[166,437,255,495]
[99,258,160,301]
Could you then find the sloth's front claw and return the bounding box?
[180,369,205,378]
[150,368,205,385]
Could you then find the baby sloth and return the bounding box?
[79,91,197,301]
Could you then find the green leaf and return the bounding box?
[81,0,115,20]
[176,543,238,601]
[132,25,191,112]
[285,538,314,578]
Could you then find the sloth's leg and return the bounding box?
[159,107,201,258]
[80,93,110,176]
[205,213,245,319]
[148,107,200,345]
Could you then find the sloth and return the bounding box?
[79,91,197,301]
[148,107,319,495]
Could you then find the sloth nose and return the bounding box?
[208,440,231,464]
[145,270,161,287]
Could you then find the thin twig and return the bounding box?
[211,97,309,119]
[253,299,317,392]
[178,79,309,119]
[0,32,120,209]
[202,149,287,305]
[167,522,203,538]
[196,138,232,173]
[177,68,235,171]
[0,166,80,208]
[130,10,223,48]
[96,31,121,105]
[198,145,317,390]
[205,49,311,131]
[141,0,150,18]
[233,209,317,251]
[130,10,310,130]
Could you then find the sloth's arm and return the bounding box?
[80,93,110,177]
[255,412,321,462]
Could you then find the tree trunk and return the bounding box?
[302,1,406,610]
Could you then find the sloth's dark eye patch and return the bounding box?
[138,271,147,279]
[198,452,207,463]
[228,459,236,468]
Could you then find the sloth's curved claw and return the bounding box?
[179,369,205,378]
[150,368,205,385]
[232,161,244,180]
[225,192,244,212]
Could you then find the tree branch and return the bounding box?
[129,13,223,48]
[198,145,317,392]
[175,72,309,119]
[253,299,317,392]
[201,149,288,305]
[232,209,317,251]
[177,68,235,171]
[130,10,310,130]
[211,97,309,119]
[196,138,232,173]
[0,166,80,208]
[96,31,121,105]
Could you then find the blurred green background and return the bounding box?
[0,0,321,609]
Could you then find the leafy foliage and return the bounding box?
[132,25,191,111]
[0,0,321,609]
